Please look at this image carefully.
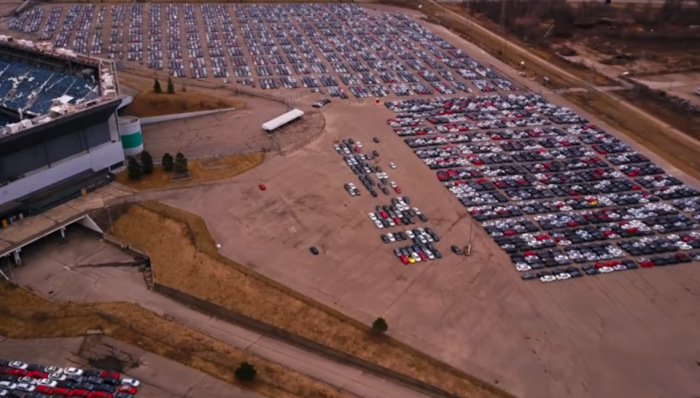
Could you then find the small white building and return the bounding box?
[262,108,304,133]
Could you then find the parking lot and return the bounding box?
[7,3,700,398]
[0,336,261,398]
[8,4,520,98]
[156,97,700,398]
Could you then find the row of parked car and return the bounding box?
[383,93,700,280]
[0,358,141,398]
[12,4,520,96]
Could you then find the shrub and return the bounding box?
[174,152,188,173]
[127,157,142,180]
[372,317,388,333]
[162,153,174,172]
[234,362,256,382]
[140,151,154,175]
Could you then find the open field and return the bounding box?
[115,152,265,190]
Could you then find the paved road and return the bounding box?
[10,227,431,398]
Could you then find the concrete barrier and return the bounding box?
[140,108,235,125]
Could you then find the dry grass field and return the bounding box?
[0,282,358,398]
[120,91,245,118]
[110,202,513,398]
[115,152,265,190]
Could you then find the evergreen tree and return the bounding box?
[174,152,188,173]
[127,157,143,180]
[140,151,154,175]
[167,77,175,94]
[162,152,174,172]
[153,78,162,94]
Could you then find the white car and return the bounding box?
[0,389,8,397]
[555,272,571,281]
[63,367,83,377]
[387,233,396,243]
[599,266,614,273]
[374,220,384,229]
[15,383,35,392]
[44,366,63,374]
[515,264,532,272]
[37,379,58,388]
[540,275,556,283]
[368,212,377,221]
[389,162,397,169]
[48,372,67,381]
[18,377,37,385]
[356,141,362,149]
[0,382,17,390]
[406,230,415,239]
[8,361,27,369]
[390,181,397,188]
[121,378,142,389]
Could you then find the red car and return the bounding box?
[100,370,120,379]
[92,392,113,398]
[36,386,55,394]
[8,368,26,376]
[118,386,137,395]
[379,210,388,219]
[394,186,402,194]
[400,255,410,265]
[54,387,74,396]
[393,217,402,226]
[419,252,428,262]
[72,389,93,397]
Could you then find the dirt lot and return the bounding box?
[142,97,700,398]
[136,96,325,159]
[120,91,245,119]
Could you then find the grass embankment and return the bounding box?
[120,91,245,119]
[0,282,358,398]
[115,152,265,190]
[111,202,514,398]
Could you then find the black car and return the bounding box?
[309,246,319,255]
[373,137,380,143]
[451,245,462,255]
[521,273,538,280]
[418,214,428,222]
[381,235,390,244]
[372,150,379,157]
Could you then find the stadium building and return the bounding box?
[0,36,129,226]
